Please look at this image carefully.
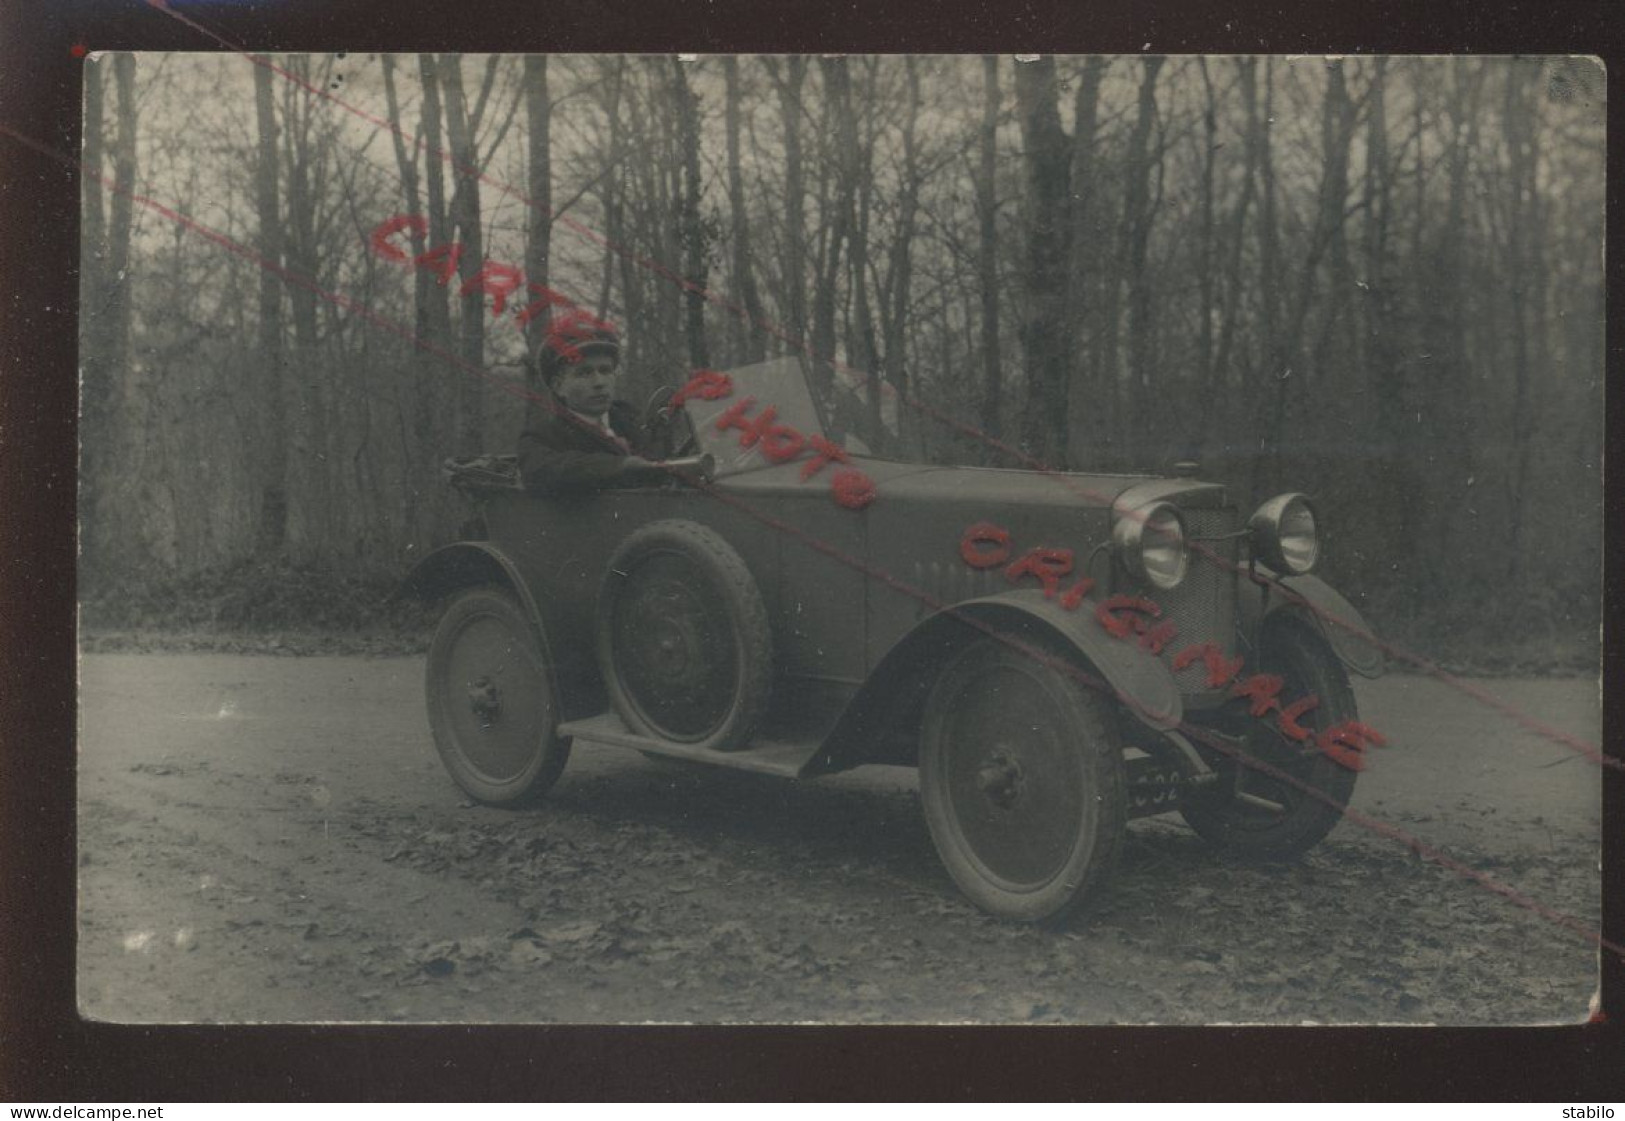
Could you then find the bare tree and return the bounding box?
[593,58,643,368]
[1194,60,1219,416]
[1362,57,1422,588]
[592,62,621,320]
[723,57,767,365]
[1013,56,1073,466]
[438,53,492,450]
[1250,57,1282,499]
[878,57,924,453]
[811,57,857,393]
[846,60,882,430]
[1306,60,1362,413]
[79,57,139,581]
[1421,60,1487,586]
[79,59,110,579]
[379,55,455,547]
[764,57,809,354]
[975,55,1004,447]
[1499,60,1544,584]
[671,58,711,371]
[280,55,337,552]
[1211,57,1259,448]
[523,55,552,364]
[252,62,287,549]
[1121,57,1164,461]
[1065,56,1107,464]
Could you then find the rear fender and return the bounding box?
[1239,568,1385,678]
[394,542,540,619]
[806,591,1182,775]
[394,543,591,717]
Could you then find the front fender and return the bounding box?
[807,590,1182,775]
[1239,567,1385,678]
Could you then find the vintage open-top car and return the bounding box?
[398,356,1384,922]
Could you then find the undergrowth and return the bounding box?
[77,560,1600,674]
[79,558,438,654]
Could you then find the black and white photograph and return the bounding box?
[74,50,1605,1025]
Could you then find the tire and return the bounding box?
[425,587,570,806]
[919,638,1127,923]
[597,520,772,752]
[1179,622,1359,857]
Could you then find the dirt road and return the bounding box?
[77,652,1601,1024]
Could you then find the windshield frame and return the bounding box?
[681,356,909,476]
[683,357,828,477]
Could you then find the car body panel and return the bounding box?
[1111,477,1231,513]
[558,710,822,778]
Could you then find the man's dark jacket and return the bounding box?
[516,396,654,495]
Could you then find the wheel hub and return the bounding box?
[468,676,502,728]
[975,747,1025,809]
[612,561,737,740]
[650,622,694,673]
[628,585,710,697]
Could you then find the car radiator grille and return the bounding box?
[910,559,1003,611]
[1148,507,1240,695]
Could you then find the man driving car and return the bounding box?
[515,320,665,495]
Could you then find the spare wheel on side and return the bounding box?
[596,519,772,752]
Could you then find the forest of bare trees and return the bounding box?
[77,54,1604,663]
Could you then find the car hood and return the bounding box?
[864,462,1228,512]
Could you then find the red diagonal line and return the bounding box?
[129,11,1611,776]
[29,122,1615,962]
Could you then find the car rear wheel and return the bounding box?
[1179,623,1358,856]
[426,587,569,806]
[597,520,772,752]
[919,638,1126,923]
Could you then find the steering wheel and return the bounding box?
[641,385,700,459]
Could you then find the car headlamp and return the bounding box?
[1113,501,1188,590]
[1249,493,1319,575]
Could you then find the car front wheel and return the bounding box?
[1179,622,1358,856]
[426,586,570,806]
[919,638,1127,923]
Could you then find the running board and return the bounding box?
[558,711,823,779]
